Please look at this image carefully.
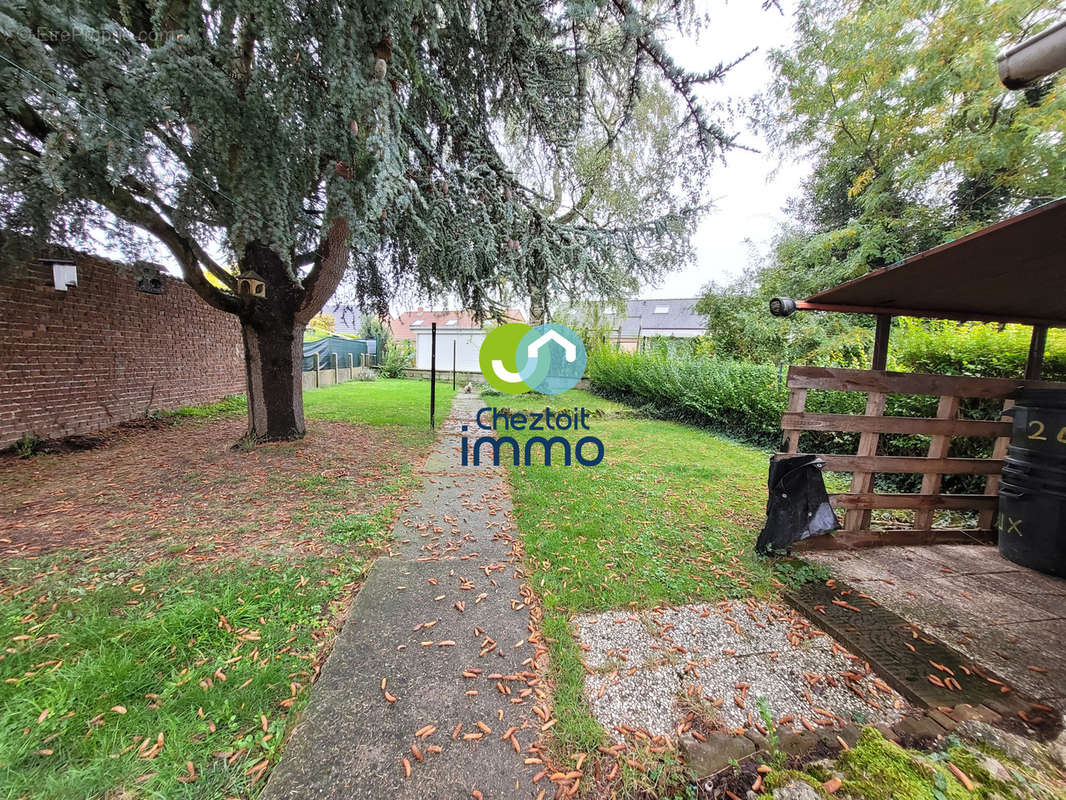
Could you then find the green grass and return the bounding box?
[0,555,364,799]
[494,389,780,754]
[304,378,456,430]
[164,394,247,418]
[170,379,456,437]
[499,389,777,614]
[0,378,453,799]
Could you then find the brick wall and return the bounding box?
[0,249,246,447]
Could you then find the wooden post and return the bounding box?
[331,352,338,384]
[872,314,891,371]
[452,340,457,390]
[914,394,961,530]
[430,322,437,428]
[1026,325,1048,380]
[784,383,807,454]
[845,389,887,531]
[980,398,1015,530]
[312,352,320,388]
[348,352,354,370]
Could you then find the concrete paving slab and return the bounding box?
[850,546,943,582]
[945,618,1066,702]
[575,612,659,669]
[922,576,1053,626]
[262,394,542,799]
[586,665,682,739]
[901,544,1025,576]
[649,602,804,658]
[804,545,1066,710]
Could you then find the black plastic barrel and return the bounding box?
[998,389,1066,577]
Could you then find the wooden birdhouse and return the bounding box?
[238,269,266,298]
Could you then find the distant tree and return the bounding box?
[695,0,1066,366]
[553,298,627,350]
[1,0,739,441]
[506,71,732,323]
[308,313,336,335]
[356,313,389,343]
[695,267,869,366]
[758,0,1066,292]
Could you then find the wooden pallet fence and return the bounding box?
[776,366,1066,550]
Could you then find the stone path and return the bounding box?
[263,393,544,799]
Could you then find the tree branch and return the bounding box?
[296,216,351,323]
[118,175,237,291]
[97,183,241,314]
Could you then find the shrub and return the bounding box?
[379,340,414,378]
[11,432,42,458]
[591,327,1066,495]
[889,319,1066,380]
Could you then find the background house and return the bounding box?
[403,308,525,371]
[605,298,706,352]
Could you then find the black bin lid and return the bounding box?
[1012,388,1066,410]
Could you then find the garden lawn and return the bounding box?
[173,377,456,445]
[0,378,454,800]
[495,389,783,752]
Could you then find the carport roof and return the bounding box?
[801,197,1066,327]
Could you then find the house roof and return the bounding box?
[390,308,525,339]
[801,197,1066,327]
[330,313,363,337]
[608,298,705,337]
[327,307,525,338]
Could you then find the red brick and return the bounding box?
[1,250,245,446]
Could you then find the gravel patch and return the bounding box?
[575,612,660,669]
[576,599,910,741]
[586,665,682,739]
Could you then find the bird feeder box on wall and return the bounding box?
[40,259,77,291]
[238,270,266,298]
[136,265,165,294]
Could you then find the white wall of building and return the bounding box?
[638,329,705,338]
[414,327,485,371]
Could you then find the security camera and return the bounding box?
[769,297,797,317]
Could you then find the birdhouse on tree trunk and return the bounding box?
[238,270,266,298]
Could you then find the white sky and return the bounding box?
[639,0,810,299]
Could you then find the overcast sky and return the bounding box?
[641,0,810,299]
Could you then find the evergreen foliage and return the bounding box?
[1,0,738,438]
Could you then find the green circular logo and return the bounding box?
[480,323,533,393]
[480,322,587,394]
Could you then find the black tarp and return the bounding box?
[302,336,377,371]
[755,455,839,555]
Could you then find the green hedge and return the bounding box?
[586,331,1066,494]
[585,348,790,442]
[889,320,1066,380]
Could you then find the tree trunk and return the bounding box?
[242,318,306,441]
[528,286,548,325]
[236,220,350,443]
[527,248,549,324]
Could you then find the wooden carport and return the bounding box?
[771,198,1066,550]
